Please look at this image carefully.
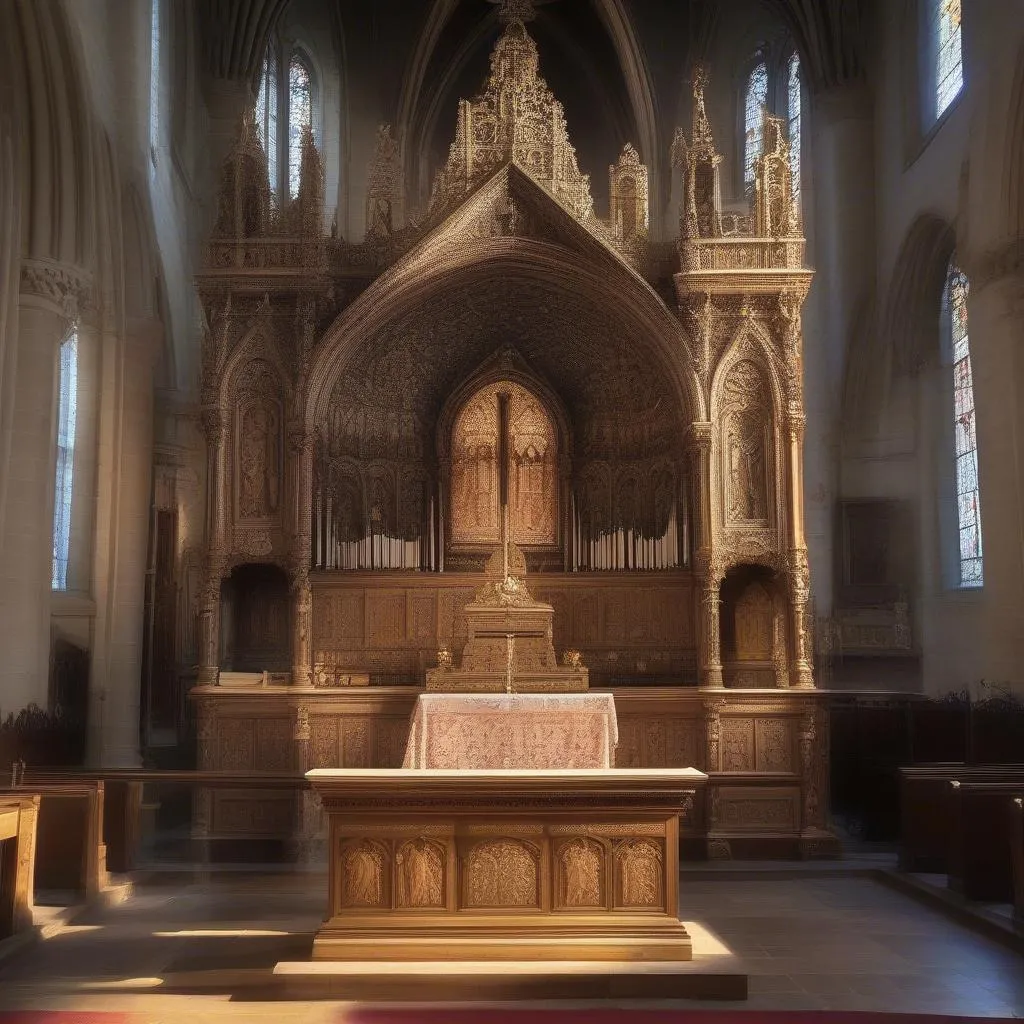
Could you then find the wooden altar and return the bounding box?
[303,768,704,963]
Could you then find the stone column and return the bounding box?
[290,569,312,688]
[0,260,85,715]
[700,574,725,689]
[688,423,722,688]
[197,408,229,686]
[88,317,162,767]
[0,109,21,547]
[785,407,814,688]
[964,266,1024,683]
[290,429,314,686]
[803,83,876,620]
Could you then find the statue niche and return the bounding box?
[238,398,282,519]
[449,381,557,549]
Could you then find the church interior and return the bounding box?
[1,0,1024,1018]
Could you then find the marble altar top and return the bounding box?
[307,768,707,780]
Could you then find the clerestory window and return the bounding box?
[743,60,769,196]
[255,41,318,199]
[943,260,982,587]
[52,331,79,591]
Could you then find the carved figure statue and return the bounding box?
[728,413,766,521]
[617,839,661,906]
[239,400,280,517]
[562,839,601,906]
[343,843,383,906]
[397,840,443,908]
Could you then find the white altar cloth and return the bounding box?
[402,692,618,770]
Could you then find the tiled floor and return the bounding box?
[0,873,1021,1020]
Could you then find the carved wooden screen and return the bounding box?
[449,381,557,548]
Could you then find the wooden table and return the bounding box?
[306,767,704,963]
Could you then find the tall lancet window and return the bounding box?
[744,60,769,195]
[944,261,982,587]
[52,331,79,591]
[256,44,280,194]
[149,0,161,155]
[288,54,313,199]
[787,53,802,213]
[930,0,963,121]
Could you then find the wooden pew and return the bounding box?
[9,770,309,871]
[946,780,1024,902]
[1010,796,1023,922]
[899,764,1024,872]
[0,795,39,940]
[0,782,106,899]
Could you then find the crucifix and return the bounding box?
[498,388,512,582]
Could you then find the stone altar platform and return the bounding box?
[402,692,617,769]
[303,767,706,966]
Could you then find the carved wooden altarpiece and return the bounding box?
[191,23,836,860]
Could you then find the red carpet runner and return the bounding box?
[345,1013,1017,1024]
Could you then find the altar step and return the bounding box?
[271,957,748,1001]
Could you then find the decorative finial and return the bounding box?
[690,63,714,151]
[495,0,537,22]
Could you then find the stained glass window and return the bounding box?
[52,331,78,591]
[787,52,802,213]
[288,55,313,200]
[944,262,983,587]
[256,45,279,194]
[744,61,768,195]
[149,0,161,155]
[931,0,963,120]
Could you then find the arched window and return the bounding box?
[929,0,963,121]
[744,61,769,194]
[255,43,317,199]
[149,0,161,156]
[52,331,79,591]
[288,54,313,200]
[787,52,802,213]
[943,260,982,587]
[256,43,279,195]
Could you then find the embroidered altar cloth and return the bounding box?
[402,692,618,769]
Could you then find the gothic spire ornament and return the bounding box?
[492,0,538,23]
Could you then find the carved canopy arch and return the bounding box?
[709,326,785,544]
[218,319,292,408]
[306,234,702,430]
[709,318,786,420]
